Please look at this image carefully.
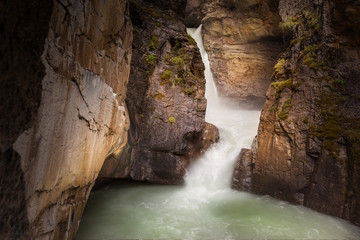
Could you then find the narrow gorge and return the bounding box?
[0,0,360,239]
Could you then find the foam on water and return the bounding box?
[76,25,360,240]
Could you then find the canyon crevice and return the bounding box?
[1,0,360,239]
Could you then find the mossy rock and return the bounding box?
[168,116,175,123]
[271,79,293,93]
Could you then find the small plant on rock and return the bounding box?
[168,116,175,123]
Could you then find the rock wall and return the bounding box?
[100,0,219,184]
[186,0,285,109]
[2,0,133,239]
[233,0,360,225]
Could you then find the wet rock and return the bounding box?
[233,0,360,226]
[99,0,218,184]
[186,0,285,109]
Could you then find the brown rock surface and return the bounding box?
[100,0,219,184]
[2,0,133,239]
[233,0,360,226]
[186,0,285,109]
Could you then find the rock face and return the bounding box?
[100,0,219,184]
[186,0,285,108]
[233,0,360,226]
[1,0,133,239]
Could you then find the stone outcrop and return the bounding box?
[186,0,285,109]
[233,0,360,226]
[1,0,133,239]
[99,0,219,184]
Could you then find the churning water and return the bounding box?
[76,26,360,239]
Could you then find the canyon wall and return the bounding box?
[99,0,219,184]
[186,0,285,108]
[233,0,360,226]
[1,0,133,239]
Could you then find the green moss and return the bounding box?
[299,45,319,59]
[156,92,164,100]
[278,111,289,120]
[303,10,321,30]
[277,98,293,120]
[165,54,187,70]
[298,44,327,71]
[160,70,173,80]
[168,116,175,123]
[303,56,326,71]
[183,87,195,96]
[309,94,345,159]
[274,58,286,75]
[323,140,340,159]
[185,33,196,45]
[271,79,293,93]
[145,54,158,65]
[155,22,162,27]
[149,35,159,51]
[290,38,299,47]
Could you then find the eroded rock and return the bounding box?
[100,0,219,184]
[186,0,285,109]
[4,0,133,238]
[233,0,360,226]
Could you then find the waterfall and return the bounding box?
[77,25,360,240]
[185,26,260,194]
[187,25,219,117]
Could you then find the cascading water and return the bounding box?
[184,25,260,193]
[76,26,360,240]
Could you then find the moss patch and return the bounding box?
[271,79,293,93]
[168,116,175,123]
[160,70,173,80]
[278,98,293,120]
[273,58,286,75]
[149,35,159,51]
[145,54,158,65]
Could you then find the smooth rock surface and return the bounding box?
[7,0,133,239]
[186,0,285,108]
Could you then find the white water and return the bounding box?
[184,25,260,194]
[76,25,360,240]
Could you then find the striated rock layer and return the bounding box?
[186,0,285,109]
[233,0,360,226]
[100,0,219,184]
[2,0,133,239]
